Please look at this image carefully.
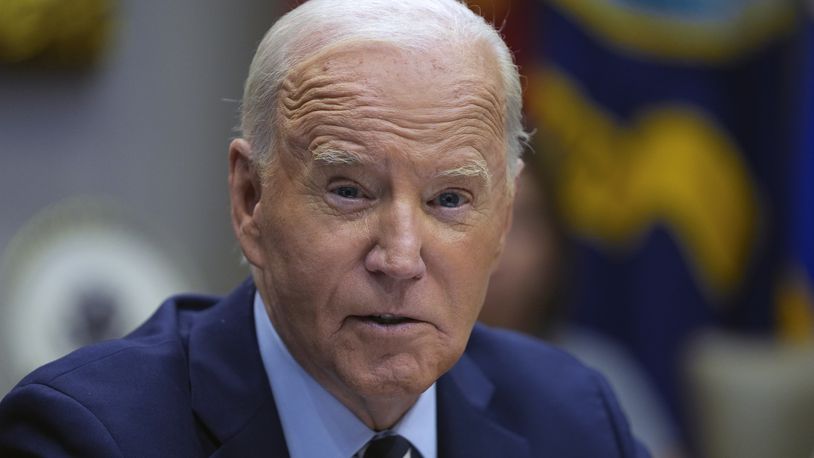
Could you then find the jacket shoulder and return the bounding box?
[15,292,218,387]
[465,324,648,457]
[0,292,221,457]
[467,323,597,384]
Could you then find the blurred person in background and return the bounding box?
[480,156,685,458]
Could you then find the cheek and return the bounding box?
[428,224,504,323]
[261,202,372,308]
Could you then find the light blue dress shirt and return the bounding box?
[253,292,437,458]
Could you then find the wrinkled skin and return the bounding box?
[229,41,516,430]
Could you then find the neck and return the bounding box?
[332,388,420,431]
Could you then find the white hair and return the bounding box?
[240,0,529,177]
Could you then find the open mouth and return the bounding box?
[363,314,418,325]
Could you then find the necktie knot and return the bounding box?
[363,434,420,458]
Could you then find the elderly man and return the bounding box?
[0,0,647,457]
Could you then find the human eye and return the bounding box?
[325,180,375,213]
[429,190,471,209]
[331,185,363,199]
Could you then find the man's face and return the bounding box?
[237,41,513,407]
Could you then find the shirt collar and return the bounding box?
[253,292,437,458]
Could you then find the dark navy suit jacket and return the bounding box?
[0,279,649,457]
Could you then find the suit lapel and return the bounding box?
[187,279,290,457]
[437,352,530,458]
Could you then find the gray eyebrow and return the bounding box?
[312,146,491,185]
[311,147,366,166]
[436,158,491,185]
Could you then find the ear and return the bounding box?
[228,138,266,268]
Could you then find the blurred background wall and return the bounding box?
[0,0,281,393]
[2,1,813,457]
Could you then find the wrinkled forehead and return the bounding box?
[277,41,508,170]
[284,39,504,98]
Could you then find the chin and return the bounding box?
[342,352,441,399]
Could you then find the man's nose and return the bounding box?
[364,200,427,280]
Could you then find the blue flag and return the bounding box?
[777,10,814,339]
[800,12,814,308]
[521,0,799,442]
